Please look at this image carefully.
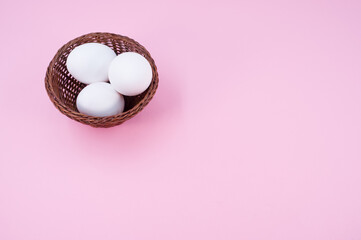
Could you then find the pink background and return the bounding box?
[1,0,361,239]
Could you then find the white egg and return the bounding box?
[76,82,125,117]
[108,52,152,96]
[66,43,116,84]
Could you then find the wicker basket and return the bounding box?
[45,32,159,128]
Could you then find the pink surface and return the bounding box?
[1,0,361,239]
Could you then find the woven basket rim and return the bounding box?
[45,32,159,127]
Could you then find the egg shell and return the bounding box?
[66,43,116,84]
[76,82,125,117]
[108,52,152,96]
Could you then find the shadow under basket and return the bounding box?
[45,32,159,128]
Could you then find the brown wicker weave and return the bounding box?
[45,32,159,128]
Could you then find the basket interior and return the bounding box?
[50,35,150,113]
